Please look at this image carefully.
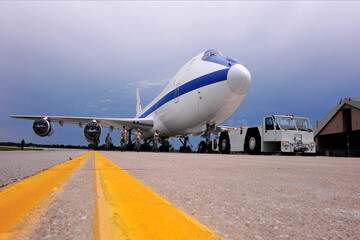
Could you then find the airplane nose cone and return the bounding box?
[227,64,251,95]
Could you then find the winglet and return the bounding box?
[136,88,142,117]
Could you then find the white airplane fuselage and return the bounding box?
[11,49,251,145]
[137,50,251,140]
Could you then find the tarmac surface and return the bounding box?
[0,150,359,239]
[0,150,88,188]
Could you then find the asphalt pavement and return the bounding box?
[0,150,359,239]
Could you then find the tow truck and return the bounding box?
[212,115,316,155]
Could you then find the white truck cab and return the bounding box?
[213,115,316,155]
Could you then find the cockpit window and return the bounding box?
[202,49,239,66]
[202,51,223,60]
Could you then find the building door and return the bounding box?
[342,109,352,132]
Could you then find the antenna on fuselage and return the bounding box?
[136,88,142,117]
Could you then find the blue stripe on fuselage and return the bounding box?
[139,68,229,118]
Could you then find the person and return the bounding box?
[134,128,142,152]
[153,130,160,153]
[21,139,25,150]
[105,133,112,150]
[120,126,128,152]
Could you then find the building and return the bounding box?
[313,98,360,157]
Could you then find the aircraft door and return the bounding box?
[174,83,180,103]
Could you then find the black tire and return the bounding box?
[198,141,207,153]
[206,142,213,153]
[159,140,170,152]
[219,132,230,154]
[246,130,261,155]
[179,146,191,153]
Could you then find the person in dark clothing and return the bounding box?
[21,139,25,150]
[105,133,112,150]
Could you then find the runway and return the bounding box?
[0,151,359,240]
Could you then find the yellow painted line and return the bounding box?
[94,154,113,240]
[94,151,223,240]
[0,151,93,239]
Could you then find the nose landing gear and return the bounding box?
[198,123,215,153]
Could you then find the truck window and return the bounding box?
[294,117,313,131]
[275,116,297,130]
[265,117,274,130]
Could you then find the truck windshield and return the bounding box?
[294,117,313,132]
[274,116,297,130]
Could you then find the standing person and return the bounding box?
[120,126,128,152]
[134,128,142,152]
[21,139,25,150]
[153,130,160,153]
[105,133,112,150]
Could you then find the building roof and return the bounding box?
[313,98,360,137]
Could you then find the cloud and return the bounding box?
[100,99,112,103]
[1,1,359,147]
[129,77,171,89]
[82,102,97,114]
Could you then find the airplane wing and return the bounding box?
[10,115,154,131]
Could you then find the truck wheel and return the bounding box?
[246,133,261,155]
[219,133,230,154]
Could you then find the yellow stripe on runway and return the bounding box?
[94,151,223,240]
[0,151,93,239]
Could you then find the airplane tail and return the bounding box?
[136,88,142,117]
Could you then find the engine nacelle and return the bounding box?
[33,118,54,137]
[84,121,102,143]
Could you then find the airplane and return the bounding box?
[11,49,251,152]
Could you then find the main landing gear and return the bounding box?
[179,137,192,153]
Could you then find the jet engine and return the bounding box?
[33,118,54,137]
[84,121,102,144]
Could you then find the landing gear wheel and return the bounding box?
[198,141,207,153]
[185,146,191,152]
[160,140,170,152]
[206,143,213,153]
[180,146,191,153]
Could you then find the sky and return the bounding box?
[1,1,359,149]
